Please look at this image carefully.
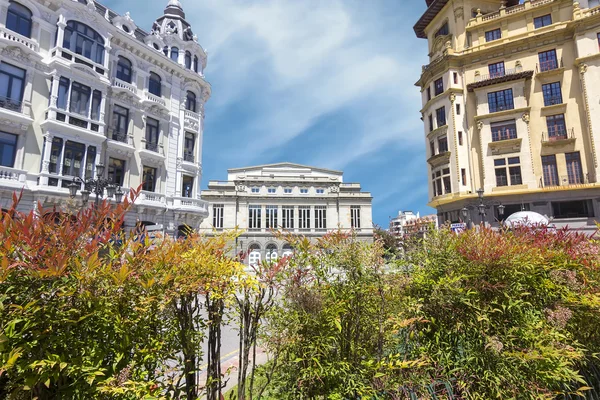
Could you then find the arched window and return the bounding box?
[266,244,278,264]
[62,21,105,64]
[148,72,161,97]
[193,56,199,73]
[170,47,179,62]
[248,244,261,266]
[185,51,192,69]
[6,1,32,38]
[282,243,293,258]
[186,91,196,112]
[116,56,132,83]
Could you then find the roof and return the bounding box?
[466,70,534,92]
[228,163,343,175]
[414,0,450,39]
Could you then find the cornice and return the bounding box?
[474,106,531,122]
[420,88,463,112]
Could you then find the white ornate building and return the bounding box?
[0,0,210,235]
[199,163,374,265]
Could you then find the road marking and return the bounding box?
[199,349,240,372]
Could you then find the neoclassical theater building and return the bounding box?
[0,0,210,235]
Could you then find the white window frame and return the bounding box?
[265,245,278,264]
[282,206,294,230]
[316,188,325,194]
[251,187,259,193]
[248,246,261,266]
[284,188,292,194]
[267,187,276,194]
[300,188,308,194]
[299,206,310,230]
[212,204,224,229]
[266,205,278,229]
[315,206,327,230]
[248,205,261,230]
[351,206,361,229]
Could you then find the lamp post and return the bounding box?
[68,164,124,207]
[461,188,505,228]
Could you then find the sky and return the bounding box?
[103,0,433,227]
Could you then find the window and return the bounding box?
[284,188,292,194]
[266,205,278,229]
[350,206,361,229]
[122,25,130,33]
[142,166,157,192]
[488,61,505,78]
[456,103,461,115]
[300,188,308,194]
[181,175,193,198]
[435,22,449,37]
[62,141,85,177]
[193,55,199,73]
[491,119,517,142]
[0,131,17,167]
[546,114,566,139]
[426,87,431,101]
[453,72,458,84]
[541,155,559,187]
[112,105,129,139]
[69,82,91,116]
[248,244,261,266]
[566,152,583,184]
[429,141,435,156]
[251,187,259,193]
[213,204,224,229]
[299,206,310,230]
[488,89,514,113]
[170,47,179,62]
[249,205,262,230]
[49,137,62,174]
[458,131,463,146]
[438,136,448,153]
[428,114,434,132]
[90,90,102,121]
[282,206,294,229]
[552,200,593,219]
[57,77,69,110]
[84,146,96,180]
[494,157,521,186]
[184,132,195,162]
[266,244,278,263]
[185,51,192,69]
[186,91,197,112]
[116,56,132,83]
[485,28,502,42]
[268,187,276,194]
[62,21,105,64]
[436,107,446,126]
[149,72,162,97]
[6,1,32,38]
[534,14,552,29]
[542,82,562,106]
[461,168,466,186]
[315,206,327,230]
[432,168,451,196]
[107,157,125,186]
[163,46,169,57]
[0,62,25,111]
[145,117,160,151]
[538,49,558,72]
[282,243,293,258]
[434,78,444,96]
[316,189,325,194]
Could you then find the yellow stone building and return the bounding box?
[414,0,600,232]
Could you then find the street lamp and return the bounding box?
[461,188,505,227]
[68,164,124,206]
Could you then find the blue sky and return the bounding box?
[104,0,433,227]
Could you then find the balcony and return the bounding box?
[427,151,451,168]
[170,197,209,214]
[536,58,563,75]
[139,139,166,164]
[0,166,27,188]
[467,69,534,92]
[41,110,105,144]
[50,47,107,77]
[145,141,159,152]
[183,152,195,163]
[542,128,575,146]
[0,96,22,113]
[112,77,139,98]
[0,27,40,55]
[142,92,168,111]
[138,190,167,206]
[540,173,593,189]
[106,129,135,157]
[184,110,201,131]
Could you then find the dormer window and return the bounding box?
[149,72,162,97]
[122,25,130,33]
[7,1,32,38]
[62,21,105,65]
[116,56,132,83]
[153,43,160,50]
[186,91,197,112]
[171,47,179,62]
[185,51,192,69]
[435,22,449,37]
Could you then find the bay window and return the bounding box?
[62,21,105,65]
[6,1,33,38]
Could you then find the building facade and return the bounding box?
[415,0,600,233]
[199,163,374,265]
[0,0,210,235]
[389,210,438,238]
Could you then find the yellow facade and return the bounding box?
[415,0,600,232]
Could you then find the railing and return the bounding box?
[145,92,166,107]
[145,141,159,152]
[537,58,563,73]
[542,127,574,143]
[496,175,509,187]
[53,110,103,134]
[0,166,26,182]
[172,197,209,212]
[531,0,554,6]
[112,78,138,96]
[0,27,38,52]
[506,3,526,14]
[543,96,563,107]
[541,173,589,188]
[482,11,501,21]
[475,68,520,82]
[183,152,195,163]
[185,110,200,120]
[492,128,517,142]
[54,47,106,76]
[139,190,166,204]
[109,129,130,144]
[0,96,23,113]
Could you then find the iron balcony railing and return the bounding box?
[536,58,563,73]
[540,173,589,188]
[475,68,520,83]
[0,96,23,112]
[543,95,563,106]
[184,152,195,163]
[145,141,159,152]
[542,127,574,143]
[492,127,517,142]
[110,129,129,143]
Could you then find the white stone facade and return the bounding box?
[199,163,373,264]
[0,0,210,235]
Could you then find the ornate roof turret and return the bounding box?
[151,0,195,42]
